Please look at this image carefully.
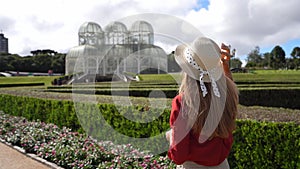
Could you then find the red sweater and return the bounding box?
[167,94,233,166]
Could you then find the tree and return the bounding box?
[291,47,300,58]
[0,54,15,71]
[231,58,243,68]
[271,45,285,69]
[290,47,300,69]
[167,51,181,72]
[246,46,263,67]
[262,52,271,68]
[51,53,66,73]
[0,50,66,73]
[31,49,58,56]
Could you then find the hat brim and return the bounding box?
[174,42,223,82]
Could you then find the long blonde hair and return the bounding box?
[179,72,238,138]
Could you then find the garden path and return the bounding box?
[0,142,52,169]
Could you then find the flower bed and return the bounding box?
[0,112,175,169]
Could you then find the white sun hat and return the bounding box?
[174,36,224,97]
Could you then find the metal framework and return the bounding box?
[66,20,167,76]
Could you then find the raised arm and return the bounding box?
[221,43,233,81]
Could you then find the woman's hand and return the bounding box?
[220,43,233,80]
[166,129,173,145]
[221,43,231,62]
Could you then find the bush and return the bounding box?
[0,83,45,88]
[45,86,299,109]
[0,94,299,168]
[0,94,81,130]
[230,120,300,169]
[239,89,300,109]
[0,112,174,168]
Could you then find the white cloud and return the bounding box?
[179,0,300,60]
[0,0,299,61]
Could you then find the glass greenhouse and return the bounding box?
[66,20,168,81]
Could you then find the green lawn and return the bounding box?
[0,76,59,86]
[139,70,300,84]
[0,70,299,87]
[232,69,300,83]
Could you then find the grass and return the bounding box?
[0,76,59,86]
[139,70,300,84]
[232,69,300,83]
[0,70,299,87]
[138,73,181,83]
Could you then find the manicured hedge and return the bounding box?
[46,88,178,98]
[239,89,300,109]
[45,87,300,109]
[0,94,81,131]
[0,83,45,88]
[231,120,300,169]
[0,94,299,168]
[0,94,170,153]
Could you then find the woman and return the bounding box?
[166,37,239,169]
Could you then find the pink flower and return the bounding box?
[52,149,56,156]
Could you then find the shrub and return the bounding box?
[230,120,300,169]
[0,112,175,169]
[0,83,45,88]
[239,89,300,109]
[45,87,300,109]
[0,94,299,168]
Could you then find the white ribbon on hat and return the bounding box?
[184,48,220,97]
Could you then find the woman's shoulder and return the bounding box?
[172,93,182,105]
[170,94,183,121]
[172,94,183,108]
[173,93,183,102]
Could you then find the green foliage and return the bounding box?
[0,83,45,88]
[46,87,300,109]
[0,94,81,130]
[138,74,181,83]
[246,46,263,67]
[0,112,175,168]
[245,44,300,69]
[230,120,300,169]
[0,52,65,73]
[232,70,300,83]
[0,94,299,168]
[290,47,300,69]
[271,45,286,69]
[239,89,300,109]
[231,58,243,68]
[291,47,300,58]
[0,76,58,86]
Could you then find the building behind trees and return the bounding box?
[0,32,8,54]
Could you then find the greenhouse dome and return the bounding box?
[78,22,105,46]
[104,21,128,44]
[130,20,153,33]
[130,20,154,44]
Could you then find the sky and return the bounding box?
[1,0,300,65]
